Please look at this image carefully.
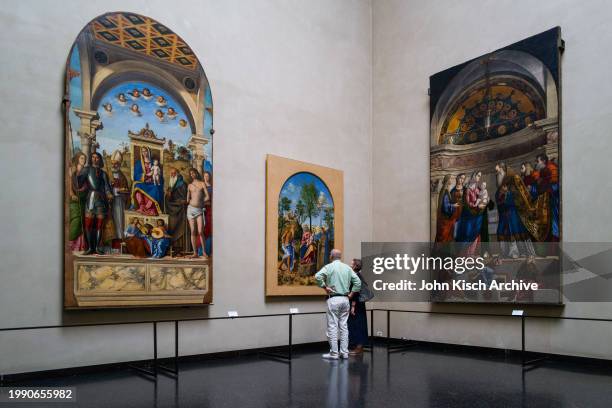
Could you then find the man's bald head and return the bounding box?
[330,249,342,261]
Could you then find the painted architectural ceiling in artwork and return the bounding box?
[440,78,546,145]
[91,12,198,70]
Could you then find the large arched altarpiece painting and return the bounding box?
[64,12,213,308]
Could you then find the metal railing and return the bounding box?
[2,308,611,381]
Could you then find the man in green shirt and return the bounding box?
[315,249,361,359]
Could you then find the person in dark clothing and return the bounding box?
[348,258,369,356]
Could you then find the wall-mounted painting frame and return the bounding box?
[429,27,562,304]
[265,155,343,296]
[64,12,214,308]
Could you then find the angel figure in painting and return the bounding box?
[156,95,167,107]
[102,103,113,115]
[142,87,153,100]
[128,89,140,99]
[167,107,178,120]
[148,219,172,258]
[117,93,127,106]
[131,103,142,116]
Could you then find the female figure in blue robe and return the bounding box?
[132,146,164,215]
[455,172,486,255]
[435,175,461,244]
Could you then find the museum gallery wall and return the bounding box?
[429,28,562,304]
[266,155,343,296]
[64,12,214,308]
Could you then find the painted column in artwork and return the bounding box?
[188,134,208,173]
[534,118,559,161]
[73,108,103,159]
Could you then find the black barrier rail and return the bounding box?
[362,309,375,352]
[0,311,329,332]
[259,314,294,363]
[0,311,330,381]
[371,309,612,370]
[2,309,612,381]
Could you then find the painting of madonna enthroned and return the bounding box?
[429,28,562,304]
[64,12,213,308]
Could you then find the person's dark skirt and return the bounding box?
[348,301,369,348]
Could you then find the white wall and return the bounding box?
[372,0,612,359]
[0,0,372,374]
[3,0,612,375]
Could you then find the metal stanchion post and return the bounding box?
[126,322,158,378]
[174,321,179,373]
[370,309,374,339]
[154,322,158,375]
[290,314,294,360]
[370,309,374,349]
[386,310,391,349]
[521,315,525,366]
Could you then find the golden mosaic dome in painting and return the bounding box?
[439,78,546,145]
[91,12,198,70]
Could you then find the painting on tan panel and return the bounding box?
[266,155,344,296]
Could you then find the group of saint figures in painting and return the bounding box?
[435,153,559,259]
[68,144,212,260]
[276,175,335,285]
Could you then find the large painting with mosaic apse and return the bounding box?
[64,12,213,308]
[430,28,562,304]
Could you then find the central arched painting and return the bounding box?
[266,155,344,296]
[64,12,213,308]
[278,172,335,284]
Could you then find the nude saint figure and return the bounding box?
[186,167,210,259]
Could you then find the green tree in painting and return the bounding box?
[295,200,306,224]
[300,183,320,232]
[278,196,292,231]
[323,207,334,230]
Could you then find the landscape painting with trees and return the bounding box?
[266,155,343,296]
[277,172,334,285]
